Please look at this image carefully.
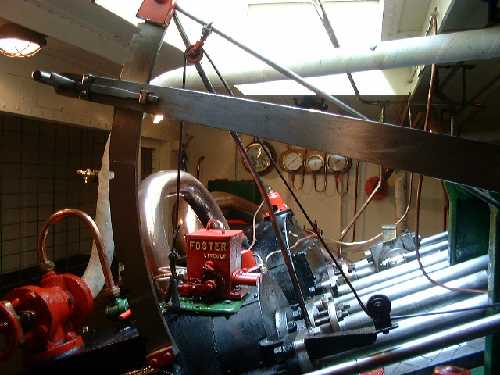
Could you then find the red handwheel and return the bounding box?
[0,300,23,362]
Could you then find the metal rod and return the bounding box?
[175,4,367,120]
[309,312,500,375]
[173,12,312,325]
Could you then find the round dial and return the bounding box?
[281,150,304,172]
[326,154,352,173]
[306,154,324,172]
[241,142,275,175]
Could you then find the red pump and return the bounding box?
[0,209,116,363]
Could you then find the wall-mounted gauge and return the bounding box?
[280,149,304,172]
[305,153,325,173]
[241,141,276,176]
[326,154,352,174]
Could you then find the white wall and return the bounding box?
[184,122,446,243]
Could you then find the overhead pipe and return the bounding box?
[340,270,487,331]
[152,26,500,89]
[309,312,500,375]
[345,255,488,315]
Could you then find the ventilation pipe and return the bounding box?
[152,26,500,89]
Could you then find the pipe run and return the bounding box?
[152,26,500,89]
[340,270,487,331]
[308,312,500,375]
[345,255,488,315]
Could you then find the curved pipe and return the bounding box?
[38,208,118,297]
[138,170,228,277]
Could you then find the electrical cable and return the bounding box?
[248,201,265,252]
[392,303,500,320]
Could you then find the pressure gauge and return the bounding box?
[280,149,304,172]
[305,153,325,173]
[326,154,352,174]
[241,141,276,176]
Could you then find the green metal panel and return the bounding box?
[445,183,490,264]
[485,207,500,375]
[178,296,244,315]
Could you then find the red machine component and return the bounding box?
[178,224,260,300]
[364,176,388,200]
[137,0,176,26]
[265,188,289,216]
[0,271,93,363]
[184,22,212,65]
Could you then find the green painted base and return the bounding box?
[178,296,244,315]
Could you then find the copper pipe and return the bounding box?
[37,208,119,296]
[339,164,383,241]
[196,156,205,180]
[351,160,360,242]
[414,15,485,295]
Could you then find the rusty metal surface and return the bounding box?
[109,22,176,355]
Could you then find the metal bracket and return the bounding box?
[137,0,176,26]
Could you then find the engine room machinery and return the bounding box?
[2,0,500,374]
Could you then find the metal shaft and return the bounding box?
[174,5,367,119]
[308,311,500,375]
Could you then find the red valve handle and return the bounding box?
[0,301,23,362]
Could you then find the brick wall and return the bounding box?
[0,112,107,274]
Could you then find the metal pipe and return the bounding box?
[346,255,487,315]
[326,294,487,365]
[335,259,449,305]
[308,311,500,375]
[38,208,119,297]
[171,5,368,119]
[351,232,448,273]
[154,23,500,89]
[345,240,449,284]
[340,270,487,331]
[138,170,228,278]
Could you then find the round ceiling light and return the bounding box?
[0,23,46,58]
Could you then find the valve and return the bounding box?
[0,272,93,363]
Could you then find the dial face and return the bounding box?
[244,142,273,174]
[282,151,304,172]
[306,155,324,172]
[326,154,348,172]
